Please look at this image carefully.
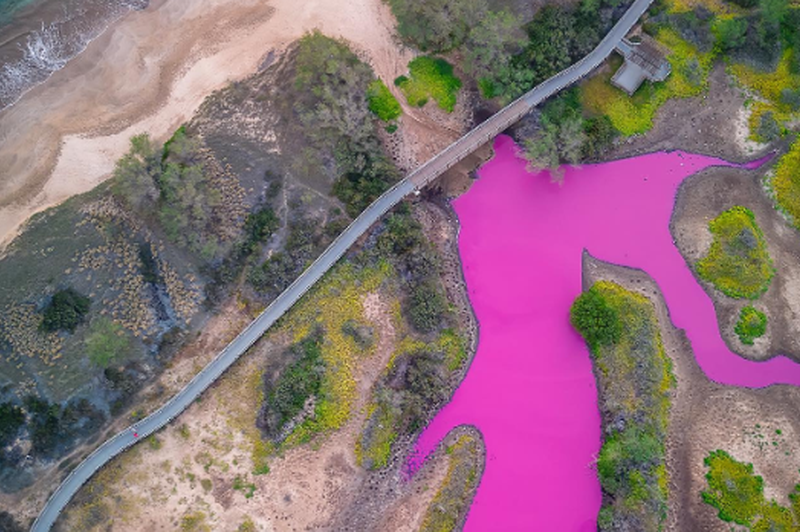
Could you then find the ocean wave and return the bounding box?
[0,0,148,110]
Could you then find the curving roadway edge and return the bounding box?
[31,0,654,528]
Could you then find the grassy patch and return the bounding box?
[571,281,674,531]
[696,206,774,299]
[85,317,131,368]
[771,139,800,228]
[232,475,257,498]
[419,433,483,532]
[735,306,767,344]
[396,56,462,112]
[581,29,714,136]
[367,79,402,122]
[276,262,389,444]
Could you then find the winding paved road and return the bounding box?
[31,0,654,528]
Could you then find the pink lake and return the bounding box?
[415,135,800,531]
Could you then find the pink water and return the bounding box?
[415,135,800,531]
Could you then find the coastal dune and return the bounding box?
[0,0,412,249]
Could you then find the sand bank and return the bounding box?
[0,0,413,250]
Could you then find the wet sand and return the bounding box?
[0,0,412,250]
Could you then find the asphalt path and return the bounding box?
[31,0,653,528]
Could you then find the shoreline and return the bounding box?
[0,0,412,252]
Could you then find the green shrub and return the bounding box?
[569,285,622,352]
[262,332,325,438]
[396,56,462,112]
[702,450,765,525]
[734,306,767,345]
[0,402,25,447]
[40,288,91,333]
[85,317,131,368]
[367,79,402,122]
[385,0,488,52]
[696,206,774,299]
[772,139,800,229]
[409,281,447,333]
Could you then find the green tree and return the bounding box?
[387,0,488,52]
[112,134,160,212]
[40,288,91,333]
[759,0,788,28]
[85,318,131,368]
[714,17,748,50]
[462,11,527,95]
[367,79,402,122]
[570,286,622,351]
[0,402,25,447]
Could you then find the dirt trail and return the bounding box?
[0,0,416,250]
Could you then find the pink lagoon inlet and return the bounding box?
[415,135,800,531]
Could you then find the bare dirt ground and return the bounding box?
[671,165,800,362]
[609,64,771,164]
[0,0,470,251]
[584,255,800,532]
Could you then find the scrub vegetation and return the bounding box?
[355,207,466,470]
[290,32,399,217]
[770,138,800,228]
[395,56,462,112]
[735,305,768,344]
[696,206,774,299]
[254,202,465,473]
[418,432,483,532]
[703,449,800,530]
[571,281,674,532]
[367,79,402,123]
[0,30,401,494]
[582,28,715,135]
[385,0,621,103]
[522,88,618,174]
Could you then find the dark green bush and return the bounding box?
[409,282,447,333]
[0,403,25,447]
[734,306,767,345]
[386,0,488,52]
[570,286,621,351]
[40,288,91,333]
[262,333,325,438]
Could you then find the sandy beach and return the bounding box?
[0,0,413,250]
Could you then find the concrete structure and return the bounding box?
[31,0,658,529]
[611,36,671,95]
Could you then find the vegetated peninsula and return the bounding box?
[572,281,674,531]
